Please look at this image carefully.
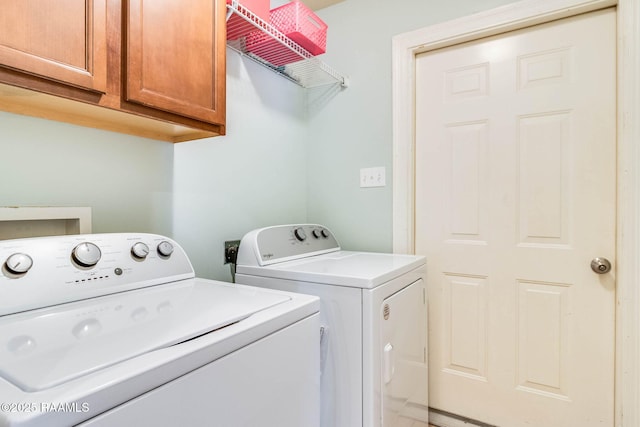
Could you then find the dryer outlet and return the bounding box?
[224,240,241,264]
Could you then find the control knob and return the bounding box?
[312,228,330,239]
[293,228,307,242]
[72,242,101,267]
[131,242,150,260]
[157,241,174,257]
[4,253,33,275]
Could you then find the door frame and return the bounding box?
[391,0,640,425]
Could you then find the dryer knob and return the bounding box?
[294,228,307,242]
[157,241,174,257]
[72,242,101,267]
[312,229,322,239]
[4,253,33,275]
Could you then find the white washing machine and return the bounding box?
[235,224,428,427]
[0,233,320,427]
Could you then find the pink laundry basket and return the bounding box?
[226,0,270,41]
[269,0,327,55]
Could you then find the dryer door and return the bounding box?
[380,279,427,426]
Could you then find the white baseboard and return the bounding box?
[402,402,430,422]
[429,409,496,427]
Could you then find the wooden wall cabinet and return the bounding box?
[0,0,108,94]
[0,0,226,143]
[126,0,225,125]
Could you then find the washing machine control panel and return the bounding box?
[0,233,194,316]
[238,224,340,266]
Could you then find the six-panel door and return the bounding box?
[415,8,616,427]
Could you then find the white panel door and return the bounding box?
[414,9,615,427]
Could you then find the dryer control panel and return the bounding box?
[0,233,194,316]
[237,224,340,266]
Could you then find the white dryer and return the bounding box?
[235,224,428,427]
[0,233,320,427]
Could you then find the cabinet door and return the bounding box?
[0,0,107,93]
[126,0,226,125]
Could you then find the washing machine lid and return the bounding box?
[237,251,425,289]
[0,279,290,392]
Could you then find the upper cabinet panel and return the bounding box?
[0,0,107,93]
[0,0,226,142]
[126,0,226,125]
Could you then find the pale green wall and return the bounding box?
[172,0,523,278]
[0,112,174,234]
[0,0,523,282]
[172,51,309,281]
[307,0,520,252]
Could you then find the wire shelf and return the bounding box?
[225,0,348,88]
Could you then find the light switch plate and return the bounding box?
[360,167,386,188]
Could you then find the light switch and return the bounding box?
[360,167,386,188]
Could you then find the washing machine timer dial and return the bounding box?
[4,253,33,275]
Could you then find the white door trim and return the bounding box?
[391,0,640,425]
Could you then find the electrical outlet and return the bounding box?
[224,240,241,264]
[360,167,386,188]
